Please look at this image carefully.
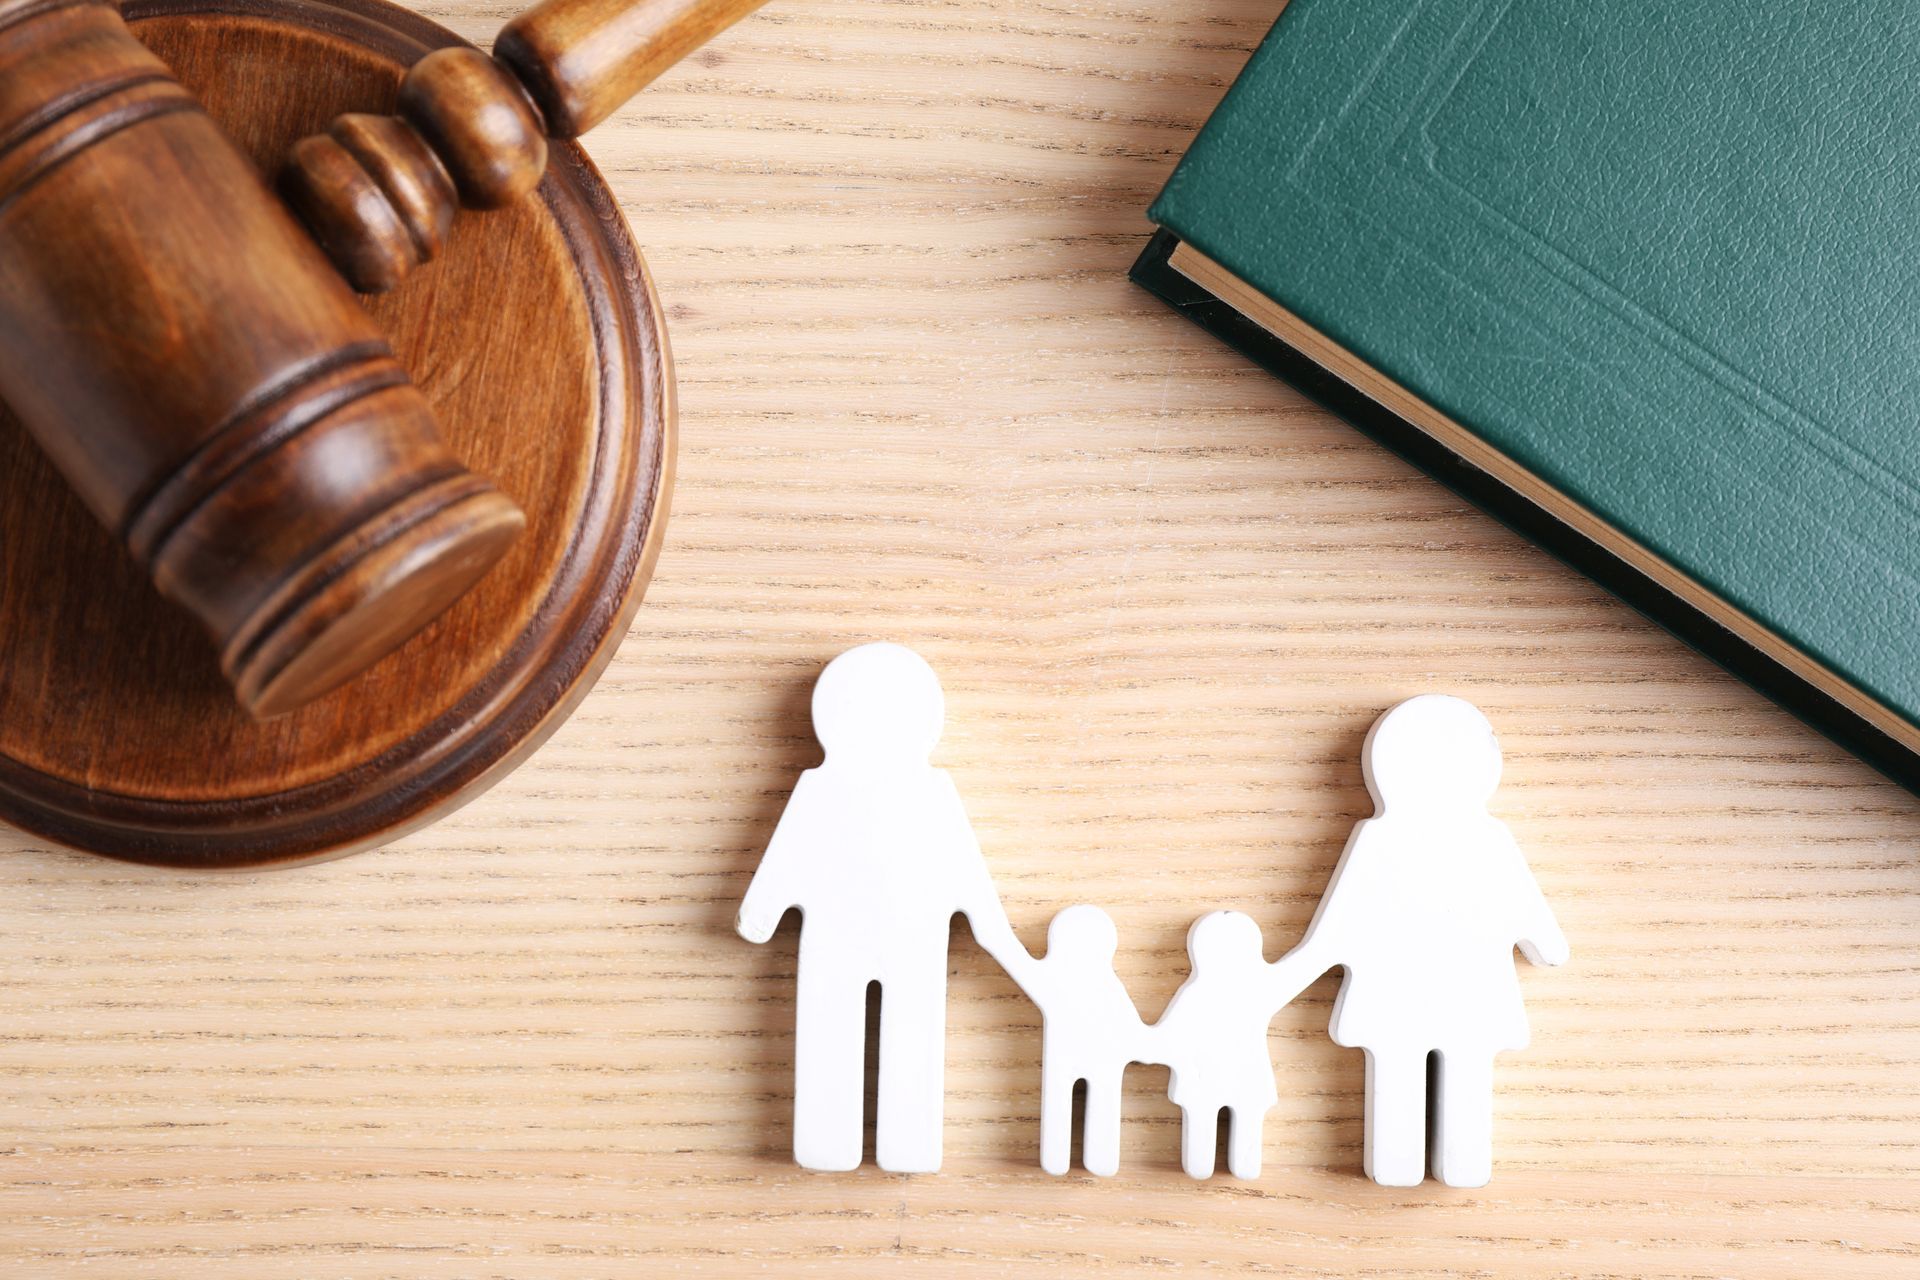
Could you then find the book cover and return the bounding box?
[1133,0,1920,790]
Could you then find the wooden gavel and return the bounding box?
[283,0,769,293]
[0,0,764,719]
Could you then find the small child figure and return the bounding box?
[1003,905,1148,1176]
[1151,911,1315,1180]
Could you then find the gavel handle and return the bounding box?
[499,0,768,139]
[281,0,770,291]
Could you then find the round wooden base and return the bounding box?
[0,0,673,868]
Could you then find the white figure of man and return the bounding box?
[1281,694,1569,1187]
[1000,905,1147,1176]
[1151,910,1313,1179]
[736,643,1026,1173]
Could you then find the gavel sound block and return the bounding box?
[0,0,679,866]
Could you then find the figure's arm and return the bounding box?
[1505,830,1570,967]
[1515,885,1569,967]
[996,942,1043,999]
[1264,942,1336,1011]
[1260,823,1373,1010]
[960,865,1036,989]
[1130,1007,1167,1067]
[1133,989,1181,1068]
[735,774,818,943]
[935,774,1036,985]
[978,916,1040,1000]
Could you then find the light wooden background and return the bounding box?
[5,0,1920,1274]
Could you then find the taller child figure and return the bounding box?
[737,643,1027,1172]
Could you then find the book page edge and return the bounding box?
[1167,239,1919,758]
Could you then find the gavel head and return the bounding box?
[0,0,525,718]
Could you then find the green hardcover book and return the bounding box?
[1133,0,1920,790]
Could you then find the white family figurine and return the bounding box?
[737,644,1567,1187]
[735,642,1027,1172]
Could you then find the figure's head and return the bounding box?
[1047,903,1118,963]
[1185,910,1264,974]
[811,642,945,762]
[1362,694,1501,814]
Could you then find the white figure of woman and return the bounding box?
[1001,904,1148,1176]
[1150,910,1313,1180]
[736,643,1026,1174]
[1283,695,1568,1188]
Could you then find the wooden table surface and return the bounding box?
[5,0,1919,1274]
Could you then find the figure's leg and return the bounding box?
[1180,1105,1219,1179]
[1039,1064,1074,1176]
[1080,1069,1124,1177]
[1431,1051,1495,1188]
[1363,1050,1427,1187]
[875,971,946,1173]
[792,968,866,1172]
[1225,1105,1265,1180]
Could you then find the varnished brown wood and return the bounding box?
[285,44,550,290]
[398,46,547,205]
[0,0,673,866]
[496,0,769,136]
[281,111,455,291]
[0,0,526,718]
[282,0,767,290]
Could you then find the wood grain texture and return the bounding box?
[2,0,1918,1273]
